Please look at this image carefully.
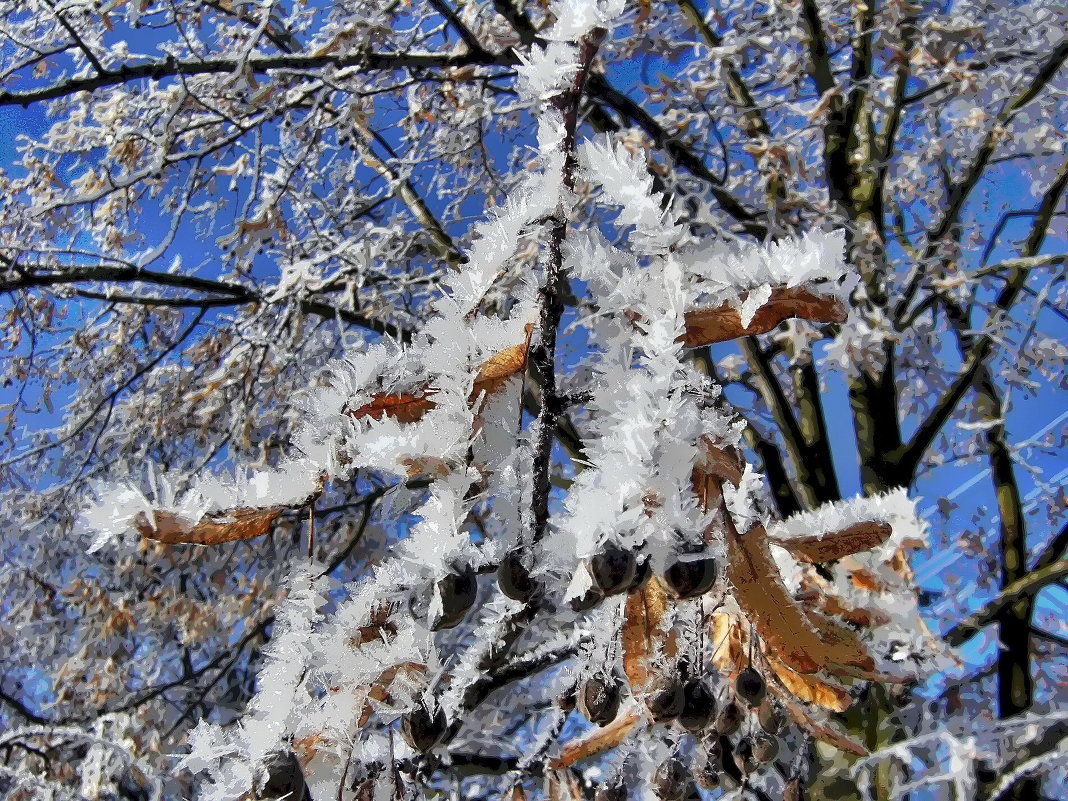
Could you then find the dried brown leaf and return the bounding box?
[803,611,876,674]
[135,507,284,546]
[723,518,825,674]
[768,656,853,713]
[622,576,670,691]
[349,326,533,423]
[848,566,888,592]
[350,392,435,423]
[709,612,746,674]
[681,287,846,348]
[770,522,893,563]
[356,661,426,726]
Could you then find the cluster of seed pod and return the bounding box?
[499,541,720,611]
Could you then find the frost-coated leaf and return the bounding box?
[134,507,285,546]
[622,576,670,691]
[770,521,893,563]
[349,392,436,424]
[681,286,847,348]
[348,327,533,423]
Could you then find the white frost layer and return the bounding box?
[680,228,858,326]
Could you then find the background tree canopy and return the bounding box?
[0,2,1065,801]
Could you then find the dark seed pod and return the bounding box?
[752,732,780,764]
[399,703,448,752]
[568,582,604,613]
[695,741,722,790]
[497,552,536,601]
[647,676,686,722]
[654,758,691,801]
[663,556,718,600]
[733,737,756,776]
[628,556,651,591]
[578,674,623,727]
[713,700,743,736]
[735,666,766,706]
[589,547,637,596]
[679,678,718,733]
[260,750,309,801]
[757,699,785,734]
[431,566,477,630]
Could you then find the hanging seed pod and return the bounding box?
[654,758,692,801]
[757,699,785,734]
[735,666,766,707]
[430,566,477,630]
[399,703,448,752]
[497,552,536,601]
[568,582,604,613]
[647,675,686,722]
[752,732,780,764]
[695,741,722,791]
[733,737,756,776]
[663,555,718,600]
[260,751,309,801]
[588,546,637,596]
[679,678,718,733]
[713,700,743,736]
[578,674,623,727]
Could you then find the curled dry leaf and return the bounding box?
[548,705,642,769]
[349,325,534,423]
[681,286,846,348]
[769,522,893,563]
[722,516,825,674]
[767,656,853,713]
[621,576,670,692]
[697,440,882,677]
[135,507,285,546]
[709,612,746,673]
